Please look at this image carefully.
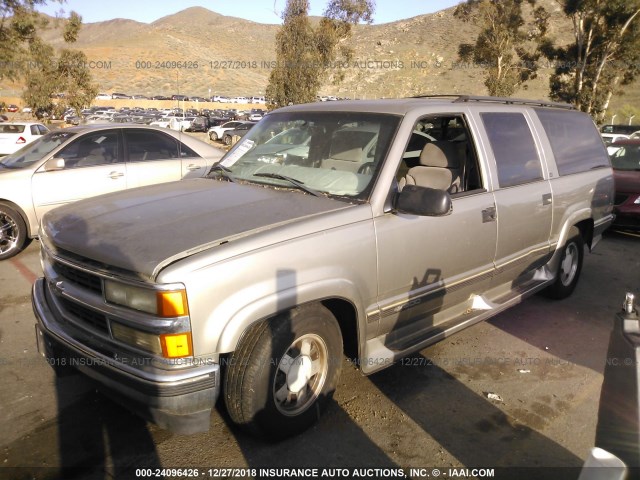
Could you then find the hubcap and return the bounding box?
[273,334,328,416]
[560,242,578,286]
[0,212,18,254]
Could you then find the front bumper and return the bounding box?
[32,278,220,434]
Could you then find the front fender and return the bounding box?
[216,278,365,353]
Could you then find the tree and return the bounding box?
[454,0,549,97]
[266,0,375,107]
[545,0,640,122]
[0,2,95,117]
[21,10,97,117]
[0,0,50,81]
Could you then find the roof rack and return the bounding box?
[411,94,575,110]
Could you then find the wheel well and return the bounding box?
[0,199,32,237]
[321,298,359,362]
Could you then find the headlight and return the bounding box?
[111,322,162,355]
[111,323,193,358]
[104,280,189,317]
[634,195,640,205]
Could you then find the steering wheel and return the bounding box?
[357,162,375,175]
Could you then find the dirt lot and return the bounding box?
[0,231,638,480]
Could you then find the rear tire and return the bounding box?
[0,202,31,260]
[224,304,343,440]
[544,227,584,299]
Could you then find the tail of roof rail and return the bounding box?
[411,94,575,110]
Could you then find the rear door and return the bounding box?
[123,129,183,187]
[477,111,553,289]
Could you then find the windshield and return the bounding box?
[610,144,640,171]
[0,131,76,169]
[211,111,400,200]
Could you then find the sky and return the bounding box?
[37,0,464,25]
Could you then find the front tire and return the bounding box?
[0,202,31,260]
[544,227,584,299]
[224,304,343,440]
[209,131,218,141]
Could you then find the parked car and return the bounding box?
[6,104,19,113]
[601,124,640,135]
[602,133,630,155]
[0,122,49,156]
[185,116,209,132]
[32,96,614,440]
[222,121,257,145]
[0,125,223,259]
[21,107,32,113]
[95,93,112,100]
[207,120,247,141]
[609,139,640,230]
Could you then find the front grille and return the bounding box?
[59,297,109,334]
[52,260,102,295]
[614,193,629,206]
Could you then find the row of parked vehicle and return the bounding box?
[95,93,266,104]
[61,106,266,134]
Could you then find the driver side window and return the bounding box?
[58,131,121,168]
[398,114,484,195]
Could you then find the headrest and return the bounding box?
[419,141,460,168]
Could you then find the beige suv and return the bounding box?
[32,96,614,439]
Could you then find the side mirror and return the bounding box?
[43,157,66,171]
[395,185,452,217]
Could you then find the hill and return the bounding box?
[4,3,639,118]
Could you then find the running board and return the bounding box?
[361,272,554,375]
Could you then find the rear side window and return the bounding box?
[125,130,179,161]
[535,109,609,176]
[481,112,543,188]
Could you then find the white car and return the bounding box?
[630,130,640,139]
[207,120,247,141]
[0,125,223,259]
[602,133,630,155]
[0,122,49,156]
[95,93,112,100]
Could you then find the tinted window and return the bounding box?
[535,109,609,175]
[179,142,200,158]
[59,131,121,168]
[37,125,48,135]
[610,144,640,171]
[481,112,542,188]
[125,130,179,161]
[0,125,25,133]
[30,125,39,135]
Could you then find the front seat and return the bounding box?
[399,141,461,193]
[76,146,107,167]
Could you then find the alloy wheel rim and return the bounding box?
[0,212,18,254]
[273,333,329,416]
[560,242,578,286]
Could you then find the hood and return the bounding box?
[43,178,351,279]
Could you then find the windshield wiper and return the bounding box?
[253,172,322,197]
[208,163,236,183]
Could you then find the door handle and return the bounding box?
[482,206,497,223]
[186,164,200,171]
[108,171,124,179]
[542,193,552,205]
